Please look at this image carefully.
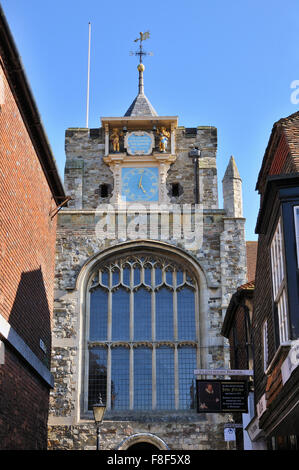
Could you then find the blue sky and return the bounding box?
[2,0,299,240]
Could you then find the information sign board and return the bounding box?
[196,380,248,413]
[194,368,253,376]
[125,131,154,155]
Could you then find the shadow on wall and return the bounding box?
[8,267,51,365]
[1,268,52,450]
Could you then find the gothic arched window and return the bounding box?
[85,253,198,412]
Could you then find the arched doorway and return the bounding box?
[116,432,169,450]
[127,442,160,451]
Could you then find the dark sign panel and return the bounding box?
[196,380,248,413]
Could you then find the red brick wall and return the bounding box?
[236,305,250,369]
[252,232,275,402]
[228,304,250,370]
[0,345,49,450]
[246,241,258,282]
[0,60,57,362]
[0,59,58,449]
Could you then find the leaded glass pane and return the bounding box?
[278,288,289,343]
[112,268,120,287]
[88,347,107,410]
[134,347,152,409]
[176,270,184,286]
[112,287,130,340]
[271,218,289,344]
[134,287,152,340]
[122,266,131,287]
[156,347,175,409]
[111,348,130,410]
[134,266,141,286]
[165,269,173,285]
[89,288,108,341]
[144,267,152,286]
[88,254,198,412]
[156,287,174,340]
[155,267,162,286]
[177,287,196,340]
[101,269,109,287]
[178,346,196,410]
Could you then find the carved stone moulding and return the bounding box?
[101,115,178,158]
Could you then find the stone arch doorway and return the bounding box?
[116,433,169,450]
[127,442,160,451]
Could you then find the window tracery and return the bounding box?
[86,253,198,412]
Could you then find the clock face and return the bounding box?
[121,167,159,202]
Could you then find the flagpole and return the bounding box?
[86,22,91,128]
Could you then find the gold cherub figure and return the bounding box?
[110,128,123,153]
[157,127,170,153]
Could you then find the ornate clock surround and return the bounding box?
[101,116,178,205]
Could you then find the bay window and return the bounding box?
[270,218,289,344]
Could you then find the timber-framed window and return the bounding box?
[84,253,199,413]
[270,218,289,344]
[262,320,268,372]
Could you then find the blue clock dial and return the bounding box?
[121,167,159,202]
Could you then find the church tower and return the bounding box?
[48,33,247,451]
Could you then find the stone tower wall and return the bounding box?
[48,123,247,451]
[64,126,218,210]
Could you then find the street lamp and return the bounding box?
[92,394,106,450]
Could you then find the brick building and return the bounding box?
[0,7,66,449]
[221,241,257,449]
[221,280,255,450]
[47,46,248,450]
[221,241,257,374]
[246,111,299,450]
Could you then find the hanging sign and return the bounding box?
[224,427,236,441]
[194,368,253,376]
[196,380,248,413]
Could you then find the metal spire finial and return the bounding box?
[130,31,153,64]
[129,31,153,95]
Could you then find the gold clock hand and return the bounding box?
[140,184,146,193]
[138,174,143,188]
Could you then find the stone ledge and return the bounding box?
[0,315,54,388]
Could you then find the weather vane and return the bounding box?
[130,31,153,64]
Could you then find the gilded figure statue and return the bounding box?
[110,128,123,153]
[157,127,170,153]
